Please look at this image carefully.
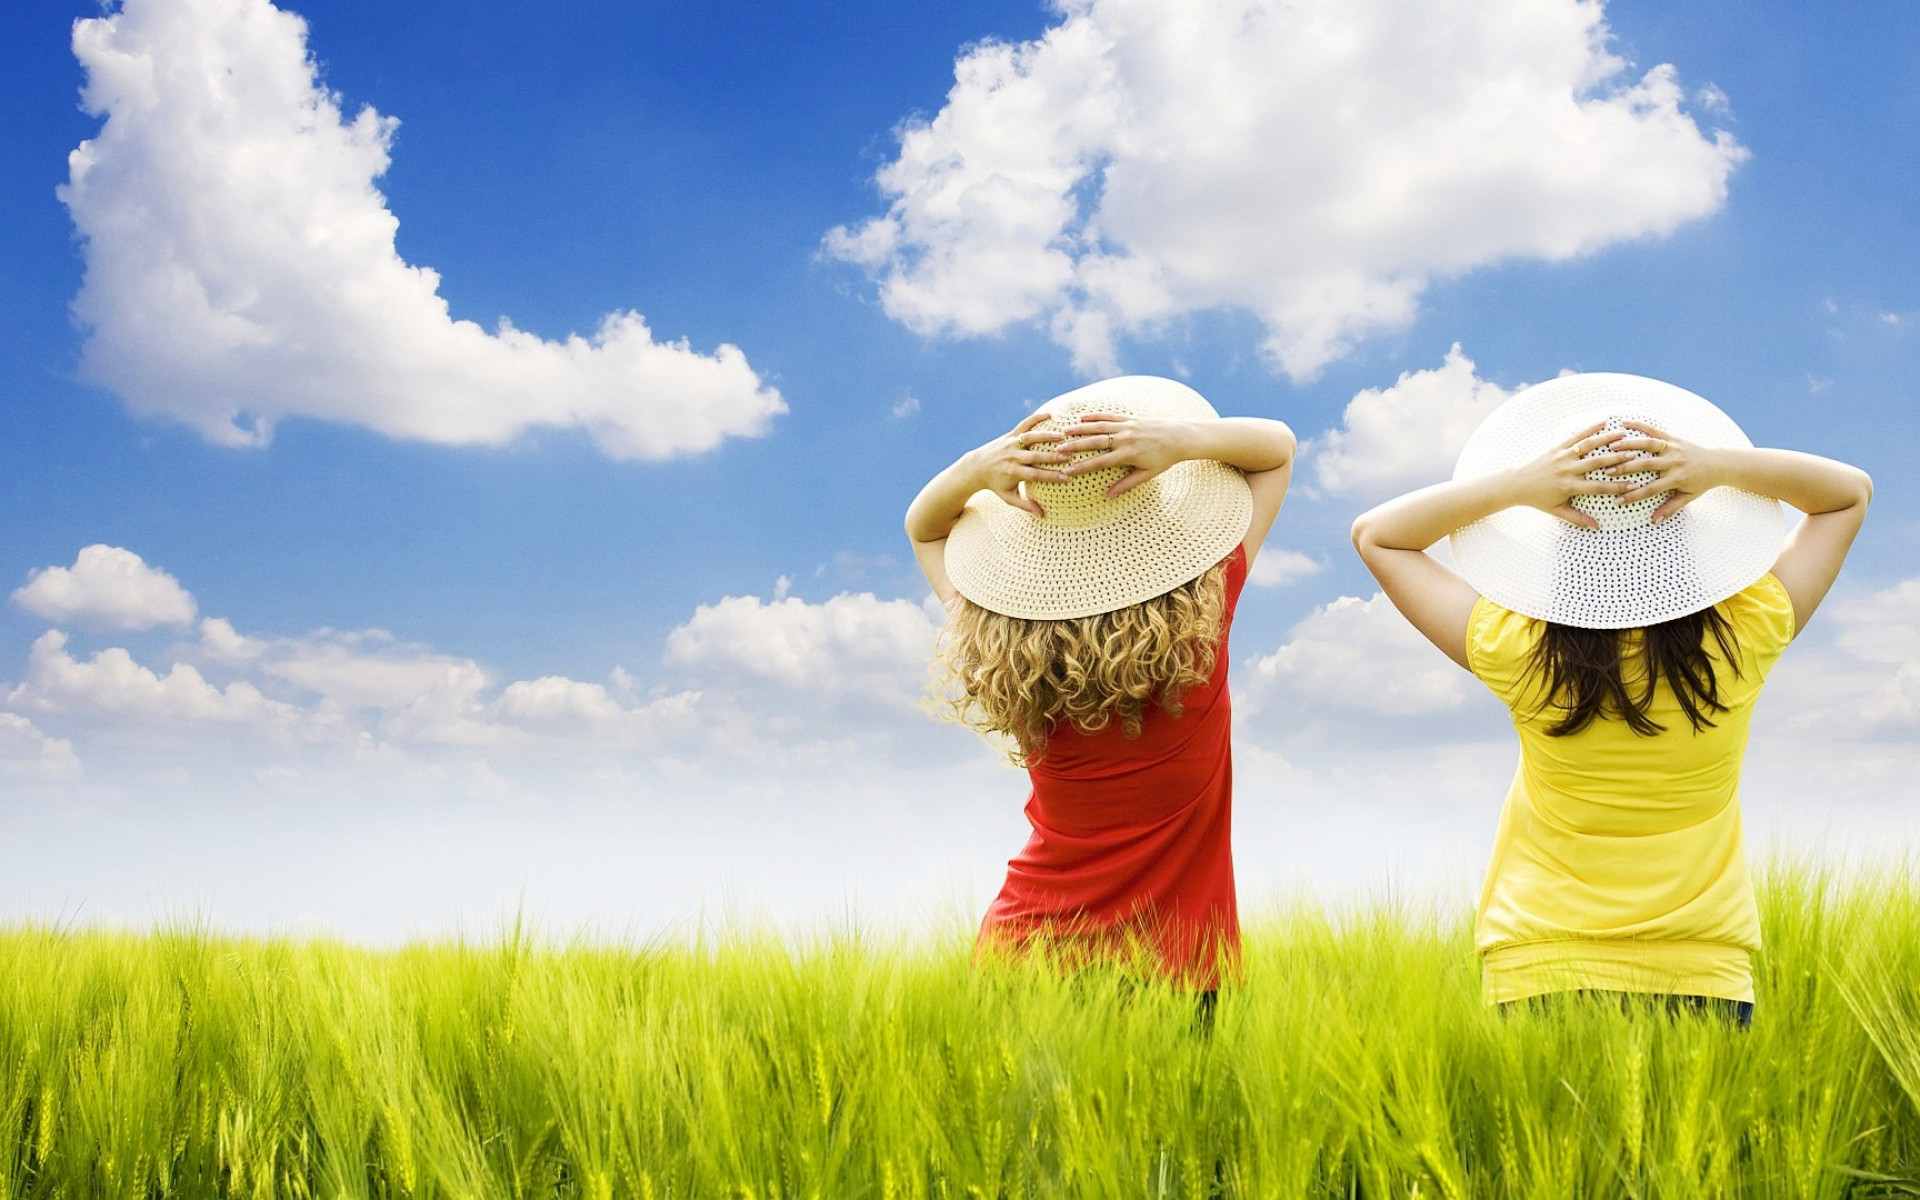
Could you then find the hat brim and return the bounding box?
[944,376,1253,620]
[1449,373,1784,629]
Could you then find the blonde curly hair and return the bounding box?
[936,562,1229,765]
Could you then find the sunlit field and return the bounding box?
[2,865,1917,1198]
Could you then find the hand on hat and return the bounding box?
[1605,421,1721,523]
[1055,413,1186,498]
[967,411,1071,516]
[1511,423,1642,530]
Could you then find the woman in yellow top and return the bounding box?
[1351,373,1871,1023]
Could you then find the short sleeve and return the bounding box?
[1466,594,1539,708]
[1718,572,1796,677]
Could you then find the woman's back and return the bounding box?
[902,376,1296,995]
[1028,544,1244,789]
[983,546,1248,988]
[1350,372,1870,1015]
[1467,571,1797,1002]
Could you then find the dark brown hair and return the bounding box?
[1525,607,1742,737]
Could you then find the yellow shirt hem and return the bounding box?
[1482,938,1754,1005]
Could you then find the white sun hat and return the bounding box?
[944,376,1253,620]
[1449,372,1785,629]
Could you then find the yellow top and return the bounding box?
[1466,573,1796,1004]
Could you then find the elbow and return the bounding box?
[1349,509,1379,558]
[1856,468,1875,509]
[903,500,936,546]
[1274,422,1299,466]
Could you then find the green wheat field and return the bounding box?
[3,865,1918,1198]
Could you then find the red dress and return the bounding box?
[978,545,1247,990]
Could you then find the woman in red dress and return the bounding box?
[904,376,1295,1001]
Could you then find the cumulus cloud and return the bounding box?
[1768,577,1920,736]
[12,544,197,630]
[3,544,957,788]
[663,591,940,705]
[62,0,783,458]
[257,630,488,713]
[1308,345,1515,500]
[1246,548,1323,588]
[1244,591,1478,721]
[9,630,296,729]
[8,551,1920,939]
[0,714,82,782]
[197,617,266,664]
[828,0,1745,378]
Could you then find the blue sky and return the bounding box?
[0,0,1915,939]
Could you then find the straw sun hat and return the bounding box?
[945,376,1253,620]
[1450,372,1785,630]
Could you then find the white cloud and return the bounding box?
[1243,591,1477,719]
[663,591,940,704]
[257,630,488,712]
[4,544,954,785]
[62,0,783,459]
[1768,577,1920,736]
[494,676,628,726]
[12,544,197,630]
[1246,548,1323,588]
[0,714,82,782]
[9,630,297,729]
[891,394,922,419]
[1308,345,1515,500]
[197,617,267,664]
[828,0,1744,378]
[8,556,1920,943]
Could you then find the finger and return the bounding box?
[1551,504,1599,530]
[1013,411,1053,434]
[1619,420,1675,440]
[1061,452,1129,475]
[1569,476,1632,495]
[1603,463,1667,479]
[1055,435,1123,455]
[1606,456,1673,479]
[1014,448,1067,466]
[1106,468,1158,498]
[1559,422,1609,450]
[1574,450,1640,473]
[1013,465,1070,482]
[1651,492,1697,523]
[1071,412,1130,423]
[1058,421,1125,439]
[1016,429,1064,447]
[1571,428,1629,456]
[995,485,1043,516]
[1619,478,1677,503]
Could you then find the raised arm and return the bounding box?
[904,412,1070,606]
[1054,414,1298,562]
[1605,423,1872,633]
[1351,426,1637,669]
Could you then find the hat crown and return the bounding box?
[1023,402,1147,528]
[1568,413,1669,532]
